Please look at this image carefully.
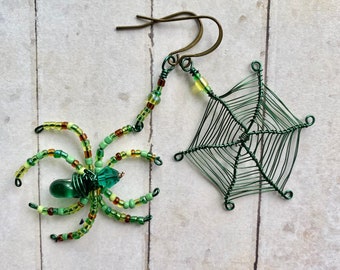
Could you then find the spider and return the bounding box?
[14,121,161,242]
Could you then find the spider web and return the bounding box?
[174,61,314,210]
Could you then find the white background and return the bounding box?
[0,1,339,269]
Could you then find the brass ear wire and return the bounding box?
[116,11,203,58]
[116,11,223,67]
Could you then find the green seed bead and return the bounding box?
[140,196,148,204]
[141,151,148,158]
[54,150,62,158]
[80,198,89,205]
[99,141,108,149]
[59,151,67,159]
[105,206,112,214]
[95,160,103,168]
[73,232,80,239]
[26,158,35,166]
[130,216,138,223]
[36,151,45,159]
[123,201,129,209]
[62,234,68,240]
[85,158,93,165]
[114,212,121,220]
[57,208,64,215]
[137,217,145,225]
[146,193,153,201]
[66,155,75,164]
[96,148,104,158]
[129,199,135,209]
[104,136,113,144]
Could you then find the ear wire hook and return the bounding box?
[116,11,223,67]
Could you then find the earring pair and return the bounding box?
[14,11,314,242]
[118,12,314,211]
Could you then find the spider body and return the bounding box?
[49,166,120,198]
[15,121,161,242]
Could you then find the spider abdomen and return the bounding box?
[49,173,93,198]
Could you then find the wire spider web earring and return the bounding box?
[174,58,315,211]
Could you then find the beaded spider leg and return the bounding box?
[14,121,162,241]
[15,122,92,217]
[174,59,315,210]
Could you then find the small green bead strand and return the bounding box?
[28,197,89,216]
[50,191,98,242]
[134,67,171,132]
[107,149,162,167]
[102,187,160,209]
[14,149,85,187]
[35,122,94,170]
[94,125,134,172]
[98,196,151,225]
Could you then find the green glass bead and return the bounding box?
[97,166,120,189]
[62,234,68,240]
[73,232,80,239]
[50,179,78,198]
[57,208,64,215]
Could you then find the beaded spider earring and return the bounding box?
[118,13,314,211]
[13,11,207,242]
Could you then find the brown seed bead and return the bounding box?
[72,160,80,168]
[146,102,155,110]
[47,208,54,216]
[84,150,92,158]
[125,214,131,223]
[115,129,124,137]
[61,122,68,129]
[158,78,166,87]
[115,153,122,161]
[79,133,87,141]
[57,235,63,242]
[67,232,73,239]
[113,197,120,205]
[88,212,96,219]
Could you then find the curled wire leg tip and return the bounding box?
[283,190,294,200]
[224,200,235,211]
[144,215,152,223]
[152,188,160,197]
[154,157,163,166]
[174,152,184,161]
[34,125,44,134]
[15,178,22,187]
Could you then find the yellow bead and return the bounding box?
[109,193,117,201]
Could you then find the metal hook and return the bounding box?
[116,11,223,67]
